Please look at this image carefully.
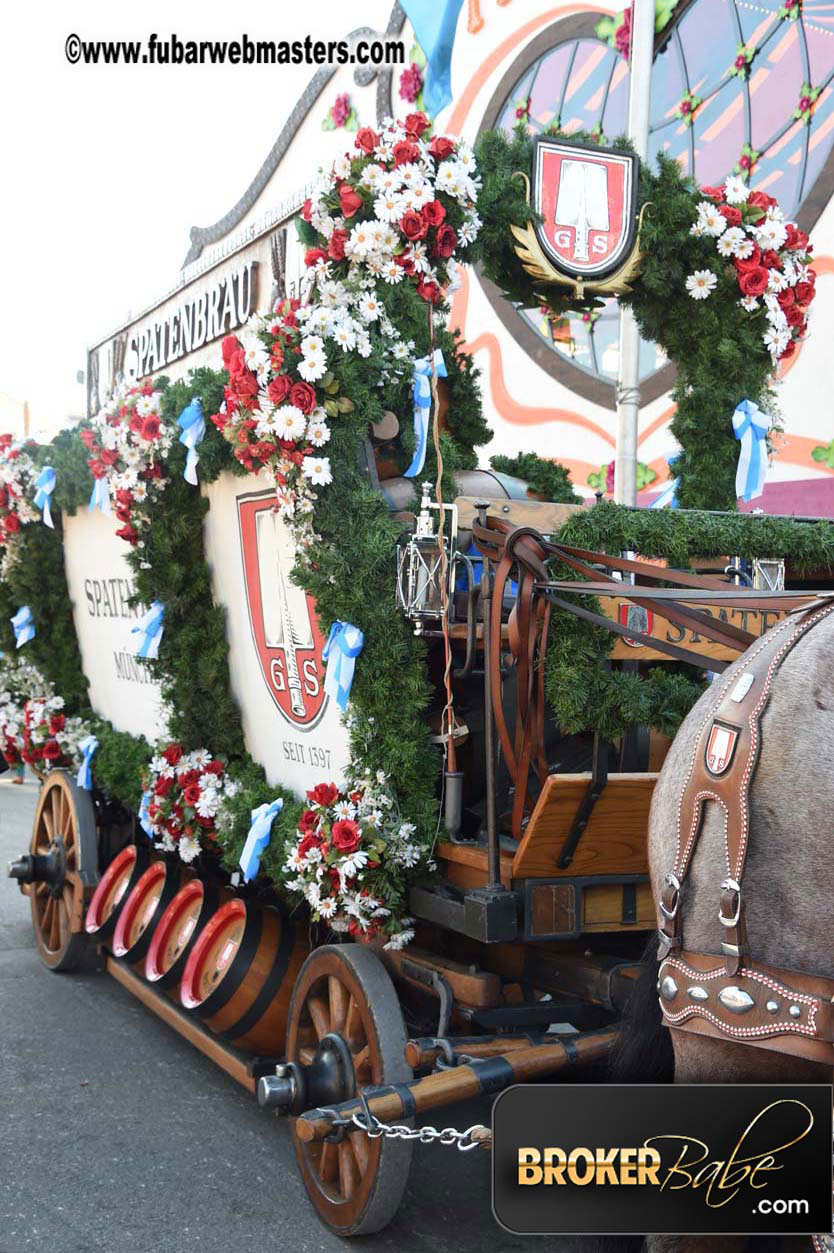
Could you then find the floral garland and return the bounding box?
[82,381,173,545]
[0,654,90,776]
[0,656,49,767]
[282,771,430,946]
[143,743,241,864]
[686,175,816,363]
[0,437,40,578]
[299,111,481,306]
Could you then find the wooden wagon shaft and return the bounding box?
[405,1033,546,1069]
[295,1027,618,1143]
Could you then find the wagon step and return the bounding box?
[265,1027,618,1142]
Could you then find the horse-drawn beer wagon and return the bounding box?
[4,110,833,1239]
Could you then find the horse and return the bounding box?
[611,602,834,1253]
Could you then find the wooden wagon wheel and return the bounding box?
[28,769,98,971]
[286,943,413,1237]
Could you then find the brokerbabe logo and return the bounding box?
[492,1084,832,1235]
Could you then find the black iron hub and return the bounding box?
[258,1031,356,1117]
[8,836,67,896]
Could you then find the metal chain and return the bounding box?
[319,1105,488,1151]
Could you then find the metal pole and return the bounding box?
[614,0,655,506]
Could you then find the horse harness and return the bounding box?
[471,516,834,1064]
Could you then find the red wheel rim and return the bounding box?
[112,862,167,957]
[145,880,204,982]
[85,846,137,935]
[180,898,246,1009]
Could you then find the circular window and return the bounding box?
[482,1,834,403]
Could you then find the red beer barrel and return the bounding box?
[144,878,218,989]
[85,845,149,942]
[179,898,305,1055]
[111,858,182,965]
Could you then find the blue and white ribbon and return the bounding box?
[650,456,680,510]
[89,476,111,515]
[130,601,165,660]
[10,605,35,649]
[138,790,154,838]
[323,620,365,711]
[76,735,98,790]
[33,466,56,528]
[404,350,447,479]
[399,0,465,117]
[177,398,206,486]
[239,798,284,883]
[732,399,769,502]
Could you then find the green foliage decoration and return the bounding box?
[473,128,788,511]
[489,451,579,502]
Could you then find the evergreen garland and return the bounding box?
[473,128,784,509]
[489,451,579,502]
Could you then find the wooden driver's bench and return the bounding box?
[436,771,657,941]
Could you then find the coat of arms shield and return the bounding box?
[531,138,639,282]
[238,493,329,728]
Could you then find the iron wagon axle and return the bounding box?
[8,841,66,893]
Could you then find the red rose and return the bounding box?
[417,278,442,304]
[80,429,96,450]
[268,376,291,406]
[700,184,725,201]
[400,209,427,240]
[89,460,107,480]
[738,266,769,297]
[780,340,797,360]
[718,205,742,227]
[115,524,139,545]
[42,739,62,762]
[204,760,224,776]
[761,249,782,270]
[183,783,201,807]
[299,809,319,832]
[776,287,795,309]
[163,744,183,766]
[49,714,65,734]
[305,247,328,268]
[394,253,415,275]
[298,832,321,859]
[429,135,455,160]
[4,513,20,534]
[404,111,430,137]
[100,448,119,466]
[227,348,247,379]
[332,819,361,853]
[0,487,7,508]
[433,224,458,258]
[289,381,317,414]
[795,280,815,306]
[392,139,420,166]
[234,371,259,403]
[735,244,762,272]
[155,775,174,798]
[129,414,145,435]
[115,506,132,524]
[355,126,379,154]
[785,304,804,327]
[422,200,446,227]
[307,782,340,807]
[328,227,349,261]
[141,416,161,442]
[221,336,241,368]
[748,190,777,210]
[338,182,363,219]
[301,198,313,223]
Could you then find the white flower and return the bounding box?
[436,161,464,199]
[763,324,790,356]
[339,849,369,879]
[275,405,308,441]
[717,226,746,257]
[360,162,385,189]
[381,259,403,284]
[190,749,211,768]
[333,800,356,821]
[358,293,382,321]
[196,790,220,819]
[301,335,324,358]
[298,352,326,382]
[332,154,352,179]
[685,269,718,300]
[723,174,750,205]
[739,295,760,311]
[384,927,415,951]
[178,835,201,864]
[733,236,755,259]
[458,212,481,245]
[756,218,788,250]
[302,456,332,486]
[332,323,356,352]
[696,202,726,236]
[316,896,338,919]
[355,333,372,358]
[305,881,321,908]
[306,414,331,447]
[374,191,405,223]
[285,845,308,874]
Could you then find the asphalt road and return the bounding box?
[0,779,606,1253]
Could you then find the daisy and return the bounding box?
[360,162,385,189]
[333,799,356,821]
[384,928,416,952]
[298,352,326,382]
[346,223,374,257]
[178,835,201,864]
[767,268,787,293]
[196,791,220,819]
[284,846,307,874]
[436,160,464,196]
[733,236,755,260]
[332,323,356,352]
[302,456,333,486]
[685,269,718,300]
[717,226,746,257]
[739,295,760,311]
[374,191,404,222]
[190,749,212,768]
[380,259,403,284]
[723,174,750,205]
[306,414,331,447]
[458,213,481,245]
[275,405,307,441]
[301,335,324,358]
[763,325,790,356]
[355,333,372,358]
[696,202,727,236]
[756,218,788,250]
[332,154,351,179]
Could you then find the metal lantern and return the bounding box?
[752,557,785,592]
[396,482,458,634]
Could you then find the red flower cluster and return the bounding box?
[144,745,230,859]
[84,382,168,545]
